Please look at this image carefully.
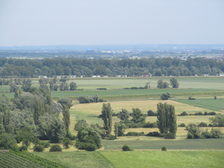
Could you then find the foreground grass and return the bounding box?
[102,151,224,168]
[35,151,114,168]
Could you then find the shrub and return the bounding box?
[122,145,132,151]
[188,97,196,100]
[160,93,171,100]
[63,138,72,149]
[198,122,208,127]
[38,141,50,148]
[161,146,167,151]
[164,133,176,139]
[76,142,97,151]
[210,114,224,127]
[178,123,186,127]
[186,124,201,139]
[146,132,160,137]
[75,128,101,151]
[147,110,157,116]
[33,145,44,152]
[210,129,222,138]
[143,122,157,128]
[49,145,62,152]
[78,96,104,104]
[18,145,28,151]
[194,112,203,115]
[126,132,144,136]
[0,133,17,150]
[96,88,107,90]
[179,111,188,116]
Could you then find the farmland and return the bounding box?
[175,98,224,111]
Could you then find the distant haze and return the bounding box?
[0,0,224,46]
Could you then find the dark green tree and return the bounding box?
[131,108,145,123]
[157,103,177,138]
[101,103,112,136]
[170,78,179,88]
[70,82,77,90]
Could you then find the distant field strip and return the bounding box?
[175,99,224,111]
[51,89,224,100]
[101,151,224,168]
[102,139,224,150]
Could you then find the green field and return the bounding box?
[102,139,224,150]
[175,98,224,111]
[102,151,224,168]
[35,151,114,168]
[35,150,224,168]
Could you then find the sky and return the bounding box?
[0,0,224,46]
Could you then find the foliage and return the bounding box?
[161,146,167,151]
[160,92,171,100]
[210,114,224,127]
[117,109,129,121]
[100,103,112,136]
[76,127,101,151]
[33,144,44,152]
[75,120,90,131]
[63,138,72,149]
[49,145,62,152]
[130,108,145,123]
[78,96,104,104]
[157,103,177,138]
[122,145,132,151]
[170,78,179,88]
[0,133,17,150]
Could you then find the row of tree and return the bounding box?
[0,57,223,77]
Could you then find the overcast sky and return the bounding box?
[0,0,224,46]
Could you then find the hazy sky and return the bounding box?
[0,0,224,46]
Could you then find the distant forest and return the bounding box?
[0,57,224,77]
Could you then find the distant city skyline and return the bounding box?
[0,0,224,46]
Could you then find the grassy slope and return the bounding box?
[102,151,224,168]
[35,152,114,168]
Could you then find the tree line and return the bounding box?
[0,57,223,77]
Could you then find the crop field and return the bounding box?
[175,98,224,112]
[70,99,210,124]
[35,151,114,168]
[101,151,224,168]
[0,152,64,168]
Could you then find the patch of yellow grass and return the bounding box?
[71,100,208,116]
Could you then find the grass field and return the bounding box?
[175,98,224,112]
[102,151,224,168]
[35,151,114,168]
[102,139,224,150]
[70,99,210,124]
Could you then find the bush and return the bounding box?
[146,132,160,137]
[18,145,28,151]
[96,88,107,90]
[143,122,157,128]
[161,146,167,151]
[33,145,44,152]
[164,133,176,139]
[178,123,186,127]
[186,124,201,139]
[147,110,157,116]
[78,96,104,104]
[63,138,72,149]
[126,132,144,136]
[188,97,196,100]
[179,111,188,116]
[198,122,208,127]
[76,142,97,151]
[194,112,204,115]
[160,93,171,100]
[49,145,62,152]
[38,141,50,148]
[75,127,101,151]
[122,145,132,151]
[0,133,17,150]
